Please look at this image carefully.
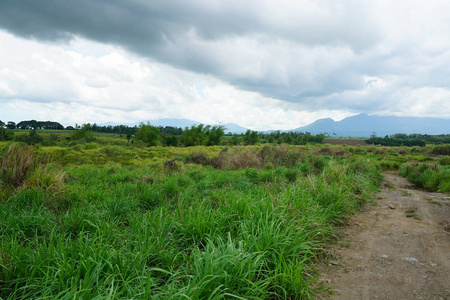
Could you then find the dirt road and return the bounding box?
[319,172,450,300]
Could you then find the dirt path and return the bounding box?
[319,172,450,300]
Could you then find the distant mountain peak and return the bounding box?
[311,118,335,124]
[292,114,450,137]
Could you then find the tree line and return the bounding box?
[366,133,450,147]
[3,119,449,147]
[3,120,65,130]
[0,119,328,147]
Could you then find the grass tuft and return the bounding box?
[1,143,36,187]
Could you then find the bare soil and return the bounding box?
[318,171,450,300]
[323,139,368,146]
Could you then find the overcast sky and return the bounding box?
[0,0,449,130]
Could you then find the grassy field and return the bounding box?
[0,138,448,299]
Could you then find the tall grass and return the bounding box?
[400,161,450,192]
[0,145,383,299]
[0,143,36,187]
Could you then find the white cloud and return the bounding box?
[1,30,347,129]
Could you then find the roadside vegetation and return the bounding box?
[399,150,450,192]
[0,124,448,299]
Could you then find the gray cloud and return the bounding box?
[0,0,381,101]
[1,0,449,121]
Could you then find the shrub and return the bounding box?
[374,147,387,155]
[14,130,44,145]
[70,124,95,141]
[136,123,160,146]
[186,152,211,165]
[211,147,262,169]
[439,157,450,166]
[400,162,450,192]
[318,146,333,155]
[100,145,122,156]
[258,144,303,167]
[84,143,99,150]
[432,144,450,155]
[23,165,66,195]
[0,127,14,141]
[163,159,184,173]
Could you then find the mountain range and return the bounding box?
[291,114,450,137]
[100,114,450,137]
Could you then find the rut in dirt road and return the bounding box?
[319,172,450,300]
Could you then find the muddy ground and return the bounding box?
[319,172,450,300]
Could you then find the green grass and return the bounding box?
[427,198,443,206]
[400,162,450,192]
[0,141,425,299]
[405,207,421,220]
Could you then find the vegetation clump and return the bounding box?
[432,144,450,155]
[400,162,450,192]
[0,125,14,141]
[0,143,36,187]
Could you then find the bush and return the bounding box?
[136,123,160,146]
[186,152,211,165]
[24,165,66,195]
[439,157,450,166]
[258,144,303,167]
[432,145,450,155]
[71,124,95,142]
[400,162,450,192]
[211,147,262,169]
[14,130,44,145]
[0,127,14,141]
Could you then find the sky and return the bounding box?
[0,0,450,130]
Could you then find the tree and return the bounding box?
[0,127,14,141]
[231,135,241,145]
[162,134,179,147]
[135,123,160,146]
[243,130,259,145]
[206,125,224,146]
[6,121,16,129]
[179,124,208,146]
[26,130,43,145]
[126,133,132,143]
[70,123,94,141]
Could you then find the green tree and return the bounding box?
[126,133,132,143]
[179,124,208,146]
[135,123,160,146]
[162,134,179,147]
[26,130,43,145]
[243,130,259,145]
[0,127,14,141]
[70,123,94,141]
[6,121,16,129]
[231,135,241,145]
[206,125,224,146]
